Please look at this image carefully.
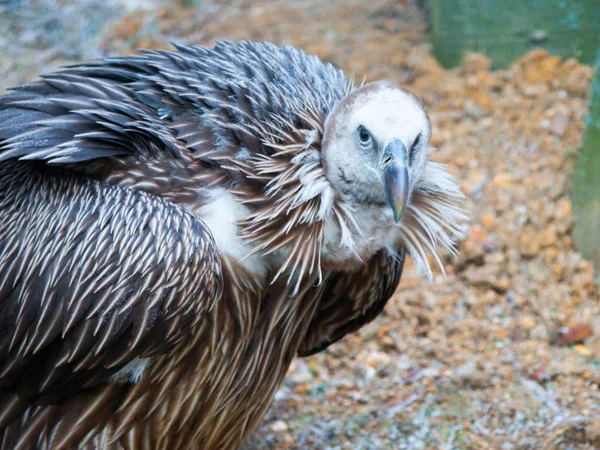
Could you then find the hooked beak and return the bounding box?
[382,139,410,223]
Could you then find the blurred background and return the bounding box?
[1,0,599,448]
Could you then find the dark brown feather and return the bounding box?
[0,161,222,403]
[298,248,406,356]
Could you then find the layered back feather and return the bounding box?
[0,41,464,289]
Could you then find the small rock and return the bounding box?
[454,361,488,388]
[355,365,377,382]
[517,437,540,449]
[530,323,550,340]
[539,227,557,248]
[521,316,536,330]
[530,366,547,382]
[407,45,444,77]
[482,212,495,228]
[364,351,391,369]
[350,392,367,403]
[553,197,573,219]
[462,52,493,74]
[529,29,547,43]
[574,344,592,357]
[273,387,291,401]
[559,61,594,96]
[469,224,488,244]
[550,351,589,376]
[549,112,569,137]
[464,266,498,288]
[519,50,561,84]
[585,420,600,446]
[360,321,381,340]
[492,276,511,293]
[540,118,551,129]
[517,229,542,258]
[461,239,485,264]
[523,83,549,98]
[492,173,512,189]
[469,89,493,110]
[287,360,313,384]
[464,99,485,118]
[270,420,288,433]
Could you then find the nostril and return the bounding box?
[383,155,392,166]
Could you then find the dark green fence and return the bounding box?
[429,0,600,69]
[573,49,600,270]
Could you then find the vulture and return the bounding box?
[0,41,466,449]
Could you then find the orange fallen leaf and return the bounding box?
[469,225,488,244]
[554,324,593,346]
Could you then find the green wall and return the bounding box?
[573,49,600,270]
[429,0,600,68]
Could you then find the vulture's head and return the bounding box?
[300,79,466,278]
[322,81,430,224]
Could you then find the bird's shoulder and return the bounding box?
[299,248,406,356]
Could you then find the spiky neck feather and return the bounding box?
[224,87,467,289]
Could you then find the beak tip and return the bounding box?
[382,139,410,225]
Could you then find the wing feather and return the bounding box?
[0,161,222,403]
[0,41,347,170]
[298,249,405,356]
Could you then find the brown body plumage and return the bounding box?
[0,41,466,449]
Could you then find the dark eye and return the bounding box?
[409,133,421,164]
[358,125,372,146]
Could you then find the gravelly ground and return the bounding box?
[1,1,599,449]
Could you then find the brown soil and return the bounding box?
[1,0,598,448]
